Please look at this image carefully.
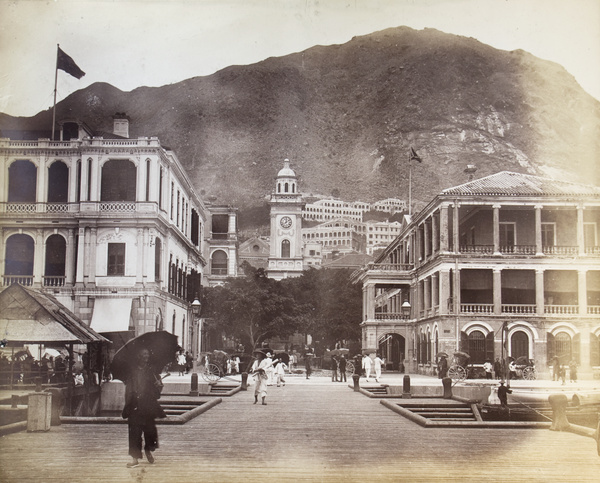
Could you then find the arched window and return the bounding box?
[44,234,66,286]
[101,159,136,201]
[281,240,291,258]
[510,331,529,359]
[468,330,486,364]
[5,234,35,285]
[8,160,37,202]
[555,332,572,361]
[211,250,228,275]
[47,161,69,203]
[284,182,289,193]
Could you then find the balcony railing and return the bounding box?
[210,268,228,276]
[460,245,494,254]
[369,263,413,271]
[2,275,34,286]
[502,304,536,314]
[588,306,600,315]
[544,305,578,315]
[543,246,578,256]
[99,202,136,212]
[499,245,536,255]
[585,246,600,255]
[461,303,494,314]
[374,312,410,320]
[43,276,66,287]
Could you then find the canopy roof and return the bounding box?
[0,284,109,345]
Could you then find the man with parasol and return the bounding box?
[111,331,177,468]
[251,350,274,405]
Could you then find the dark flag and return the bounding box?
[409,147,422,162]
[57,47,85,79]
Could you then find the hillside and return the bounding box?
[2,26,599,214]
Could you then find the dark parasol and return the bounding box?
[110,330,178,382]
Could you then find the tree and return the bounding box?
[202,263,301,352]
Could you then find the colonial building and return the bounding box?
[267,159,305,280]
[353,171,600,378]
[0,114,237,354]
[301,217,366,255]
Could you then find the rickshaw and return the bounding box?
[514,356,536,380]
[447,351,471,381]
[198,350,229,382]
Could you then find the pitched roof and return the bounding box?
[321,252,373,270]
[0,284,108,345]
[442,171,600,198]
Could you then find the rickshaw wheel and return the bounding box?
[202,363,221,382]
[345,361,355,376]
[522,366,536,380]
[448,365,467,381]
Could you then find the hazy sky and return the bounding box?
[1,0,599,117]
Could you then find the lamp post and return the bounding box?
[191,296,202,369]
[190,296,201,396]
[401,300,412,319]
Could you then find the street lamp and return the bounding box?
[191,296,202,363]
[401,301,412,319]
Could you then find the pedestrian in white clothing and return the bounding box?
[373,354,384,382]
[274,360,287,386]
[362,355,373,382]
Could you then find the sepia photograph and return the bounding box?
[1,0,599,481]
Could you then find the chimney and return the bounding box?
[112,112,130,138]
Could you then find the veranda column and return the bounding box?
[535,205,543,256]
[577,205,585,256]
[88,227,97,286]
[431,213,439,254]
[439,269,450,315]
[493,269,502,315]
[424,276,431,316]
[439,204,449,253]
[65,228,75,285]
[535,269,545,315]
[365,283,376,320]
[578,269,587,316]
[453,202,460,253]
[136,228,145,285]
[493,204,501,255]
[33,229,44,287]
[75,227,85,286]
[423,219,430,259]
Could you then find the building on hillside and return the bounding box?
[353,171,600,378]
[364,220,402,255]
[371,198,408,214]
[267,159,305,280]
[301,217,366,255]
[0,114,237,354]
[302,197,405,223]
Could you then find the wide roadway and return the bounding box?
[1,373,599,482]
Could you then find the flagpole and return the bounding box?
[51,44,59,141]
[408,151,412,216]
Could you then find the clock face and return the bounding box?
[280,216,293,229]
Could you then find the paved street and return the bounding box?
[1,373,599,482]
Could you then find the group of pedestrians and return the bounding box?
[362,353,384,383]
[330,355,347,382]
[250,351,288,406]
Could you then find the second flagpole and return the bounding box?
[51,44,59,141]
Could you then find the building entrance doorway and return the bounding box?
[378,333,405,372]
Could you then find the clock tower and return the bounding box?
[267,159,304,280]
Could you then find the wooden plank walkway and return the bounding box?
[1,377,599,482]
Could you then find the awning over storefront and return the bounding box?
[0,284,108,344]
[90,298,133,333]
